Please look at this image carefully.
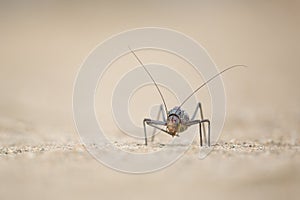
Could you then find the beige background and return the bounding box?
[0,1,299,200]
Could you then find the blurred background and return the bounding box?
[0,1,299,200]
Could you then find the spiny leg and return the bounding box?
[143,119,149,145]
[151,104,167,142]
[200,119,210,146]
[186,119,210,147]
[191,102,207,143]
[143,118,167,145]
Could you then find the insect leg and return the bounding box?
[186,119,210,147]
[201,119,210,146]
[143,119,149,145]
[151,104,167,142]
[143,118,167,145]
[191,102,207,142]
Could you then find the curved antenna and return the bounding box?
[128,47,168,115]
[178,65,247,109]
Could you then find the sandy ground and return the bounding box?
[1,1,300,200]
[0,139,299,200]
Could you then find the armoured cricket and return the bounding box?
[129,47,246,147]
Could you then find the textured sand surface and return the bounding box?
[1,137,299,200]
[1,1,300,200]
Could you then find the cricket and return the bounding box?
[129,47,246,147]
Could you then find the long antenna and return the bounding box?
[128,46,168,115]
[178,65,247,109]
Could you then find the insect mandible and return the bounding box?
[129,47,246,147]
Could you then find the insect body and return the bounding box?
[167,106,189,135]
[143,104,210,147]
[129,47,245,147]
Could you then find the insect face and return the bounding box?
[167,114,180,136]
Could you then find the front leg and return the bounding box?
[191,102,207,142]
[151,104,167,142]
[186,119,210,147]
[143,119,167,145]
